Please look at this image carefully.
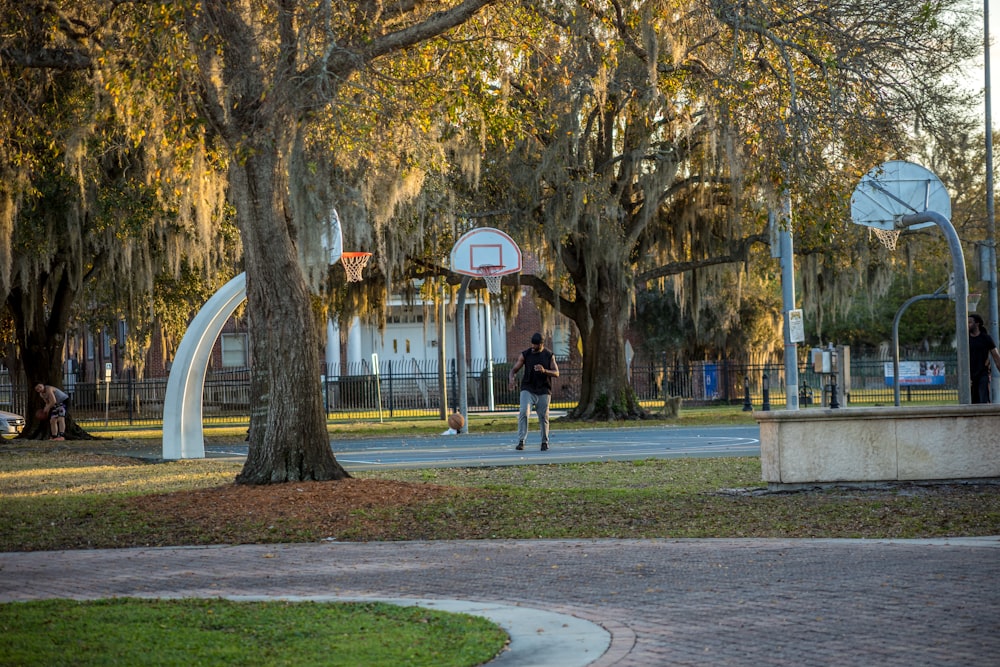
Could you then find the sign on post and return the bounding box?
[787,309,804,343]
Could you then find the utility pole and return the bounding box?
[773,205,800,410]
[985,0,1000,400]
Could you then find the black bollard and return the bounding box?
[829,374,840,409]
[742,374,753,411]
[798,384,811,406]
[761,373,771,411]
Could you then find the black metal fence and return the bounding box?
[0,356,962,429]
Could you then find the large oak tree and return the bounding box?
[1,1,497,475]
[179,1,499,483]
[0,2,235,438]
[473,0,975,418]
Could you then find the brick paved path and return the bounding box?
[2,538,998,666]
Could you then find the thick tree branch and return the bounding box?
[518,272,585,323]
[314,0,495,80]
[636,234,769,284]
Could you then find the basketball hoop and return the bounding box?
[340,252,372,282]
[852,160,950,254]
[476,265,503,295]
[969,292,982,312]
[869,227,901,251]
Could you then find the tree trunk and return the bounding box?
[568,264,645,420]
[229,145,350,484]
[8,280,97,441]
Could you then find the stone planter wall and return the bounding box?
[755,405,1000,486]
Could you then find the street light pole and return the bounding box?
[985,0,1000,401]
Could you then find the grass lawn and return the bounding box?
[0,599,507,667]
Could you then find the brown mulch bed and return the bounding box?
[134,479,457,519]
[3,438,484,542]
[127,478,478,542]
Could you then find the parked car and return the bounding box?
[0,409,25,436]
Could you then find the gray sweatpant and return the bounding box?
[517,390,551,445]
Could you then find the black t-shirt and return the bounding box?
[969,331,997,379]
[520,347,555,395]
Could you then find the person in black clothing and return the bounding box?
[968,313,1000,403]
[508,332,560,451]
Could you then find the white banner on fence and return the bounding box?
[884,361,946,386]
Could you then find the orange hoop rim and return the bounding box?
[475,264,502,276]
[341,251,372,259]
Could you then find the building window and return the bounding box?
[221,333,249,368]
[388,306,425,324]
[554,322,571,358]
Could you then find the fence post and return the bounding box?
[387,359,394,418]
[450,359,456,413]
[742,374,753,411]
[324,371,330,415]
[762,373,771,411]
[723,361,731,403]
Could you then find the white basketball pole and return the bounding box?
[163,273,247,459]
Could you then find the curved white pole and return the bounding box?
[162,273,247,459]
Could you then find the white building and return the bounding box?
[326,292,508,374]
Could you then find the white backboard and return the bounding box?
[450,227,522,276]
[851,160,949,232]
[322,208,343,265]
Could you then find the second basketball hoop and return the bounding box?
[340,251,372,282]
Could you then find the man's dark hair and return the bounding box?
[971,313,985,327]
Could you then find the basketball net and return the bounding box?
[476,265,503,295]
[869,227,901,251]
[340,252,372,282]
[969,292,982,312]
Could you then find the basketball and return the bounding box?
[35,409,48,421]
[447,412,465,431]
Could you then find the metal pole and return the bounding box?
[900,212,971,403]
[777,203,800,410]
[456,276,471,429]
[484,293,496,411]
[437,282,448,419]
[984,0,1000,401]
[892,289,948,406]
